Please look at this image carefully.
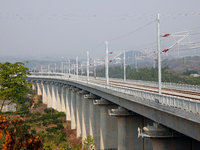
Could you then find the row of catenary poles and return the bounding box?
[33,81,153,150]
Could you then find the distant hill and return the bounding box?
[110,53,200,74]
[162,56,200,74]
[24,56,200,74]
[1,54,200,74]
[23,59,76,72]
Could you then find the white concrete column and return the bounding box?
[66,87,71,121]
[51,84,56,110]
[42,83,47,104]
[109,106,144,150]
[76,91,90,138]
[94,99,118,150]
[45,83,48,104]
[82,94,90,144]
[84,94,100,139]
[37,82,42,95]
[89,96,101,150]
[40,81,43,96]
[47,83,52,108]
[70,87,77,129]
[76,91,88,138]
[76,92,82,137]
[54,84,59,111]
[32,83,36,91]
[56,85,62,112]
[61,86,66,112]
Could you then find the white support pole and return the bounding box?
[62,62,63,75]
[157,14,162,95]
[87,51,89,81]
[124,50,126,81]
[94,59,96,78]
[135,53,137,71]
[105,56,106,78]
[48,65,50,76]
[81,63,82,76]
[69,60,70,76]
[41,66,42,76]
[76,56,78,80]
[74,64,75,75]
[105,41,109,85]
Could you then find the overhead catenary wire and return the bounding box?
[10,13,200,71]
[76,19,157,60]
[107,20,156,42]
[1,13,200,21]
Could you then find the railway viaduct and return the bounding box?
[27,74,200,150]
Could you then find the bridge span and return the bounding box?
[27,74,200,150]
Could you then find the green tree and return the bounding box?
[0,62,31,112]
[31,129,36,134]
[83,135,95,150]
[0,62,43,150]
[56,124,64,130]
[182,69,199,76]
[20,104,29,112]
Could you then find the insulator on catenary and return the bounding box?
[109,52,113,54]
[89,64,92,66]
[162,34,170,37]
[121,63,124,65]
[109,60,112,62]
[154,59,158,61]
[162,48,169,53]
[90,58,92,60]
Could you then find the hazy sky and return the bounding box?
[0,0,200,61]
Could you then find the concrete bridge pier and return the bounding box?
[82,93,90,144]
[36,81,42,96]
[46,82,52,108]
[32,83,36,91]
[55,84,59,110]
[61,85,66,112]
[109,106,148,150]
[51,84,56,110]
[76,91,82,137]
[92,99,101,150]
[70,87,78,129]
[84,94,100,139]
[42,82,47,105]
[94,98,118,150]
[56,84,62,112]
[138,123,192,150]
[65,86,71,121]
[47,83,51,106]
[76,90,88,138]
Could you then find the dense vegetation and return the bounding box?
[0,61,94,150]
[3,94,83,150]
[0,62,44,150]
[96,65,200,85]
[162,56,200,73]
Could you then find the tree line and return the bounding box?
[96,65,200,85]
